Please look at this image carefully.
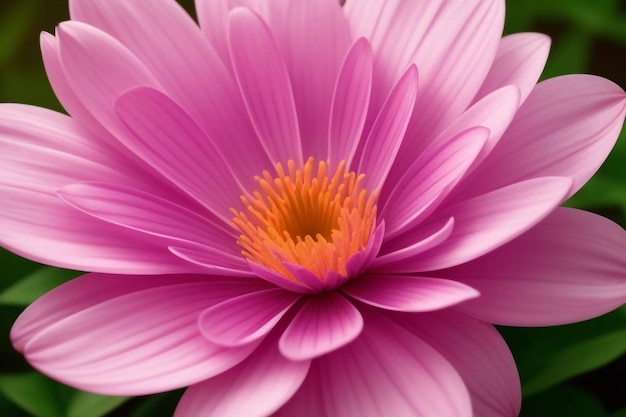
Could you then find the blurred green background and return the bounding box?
[1,0,625,416]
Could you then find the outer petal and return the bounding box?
[195,0,265,67]
[0,105,191,274]
[395,311,521,417]
[227,7,302,165]
[11,274,269,395]
[175,326,310,417]
[265,0,352,160]
[115,87,244,222]
[393,177,572,272]
[56,21,159,138]
[474,33,551,104]
[380,127,488,238]
[346,0,504,172]
[67,0,270,188]
[357,65,418,190]
[40,32,109,137]
[277,310,472,417]
[461,75,626,200]
[279,293,363,360]
[328,37,373,169]
[443,208,626,326]
[342,275,478,312]
[57,182,244,268]
[199,289,301,346]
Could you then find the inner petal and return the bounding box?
[232,157,377,286]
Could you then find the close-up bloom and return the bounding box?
[2,0,626,416]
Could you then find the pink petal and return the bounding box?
[357,65,418,191]
[427,84,520,169]
[12,274,268,395]
[199,289,301,346]
[0,105,192,274]
[264,0,352,160]
[398,176,572,272]
[347,0,504,174]
[279,293,363,360]
[69,0,269,189]
[57,182,245,269]
[395,311,521,417]
[444,207,626,326]
[342,275,478,312]
[40,32,108,137]
[374,217,455,267]
[169,244,254,277]
[277,310,472,417]
[328,37,373,169]
[57,21,160,139]
[461,75,626,200]
[247,262,316,294]
[195,0,252,67]
[380,127,488,238]
[175,325,310,417]
[474,33,551,104]
[114,87,244,222]
[227,7,302,165]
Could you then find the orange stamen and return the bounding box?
[232,157,377,283]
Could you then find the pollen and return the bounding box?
[232,157,377,283]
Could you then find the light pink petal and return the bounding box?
[398,176,572,272]
[444,207,626,326]
[169,244,254,277]
[199,289,301,346]
[69,0,270,188]
[265,0,352,160]
[474,33,551,104]
[277,310,472,417]
[342,275,478,312]
[247,262,317,294]
[380,127,488,238]
[427,84,520,168]
[328,37,373,169]
[57,182,244,268]
[461,75,626,200]
[227,7,302,165]
[195,0,260,67]
[12,274,269,395]
[347,0,504,174]
[0,186,197,274]
[0,105,192,274]
[375,217,455,267]
[396,311,521,417]
[115,87,244,222]
[175,325,310,417]
[279,293,363,360]
[57,21,160,138]
[40,32,109,137]
[0,104,146,193]
[194,0,352,161]
[358,65,418,190]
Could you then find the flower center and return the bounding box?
[232,157,377,283]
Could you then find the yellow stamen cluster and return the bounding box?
[232,157,377,282]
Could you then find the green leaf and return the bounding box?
[521,385,606,417]
[0,267,80,306]
[0,373,72,417]
[0,0,41,66]
[500,307,626,396]
[128,391,182,417]
[67,392,129,417]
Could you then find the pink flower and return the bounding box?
[2,0,626,415]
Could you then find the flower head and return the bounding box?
[2,0,626,416]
